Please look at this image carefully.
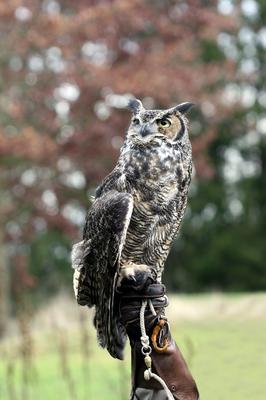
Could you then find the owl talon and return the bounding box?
[117,263,154,291]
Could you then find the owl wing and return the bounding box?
[72,190,133,359]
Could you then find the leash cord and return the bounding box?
[139,299,175,400]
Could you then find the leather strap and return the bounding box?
[131,339,199,400]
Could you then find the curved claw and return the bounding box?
[117,263,154,291]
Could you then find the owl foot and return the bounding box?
[117,263,153,291]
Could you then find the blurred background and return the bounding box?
[0,0,266,399]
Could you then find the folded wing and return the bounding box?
[72,190,133,359]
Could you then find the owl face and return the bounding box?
[127,99,194,144]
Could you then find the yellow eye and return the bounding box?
[158,118,171,128]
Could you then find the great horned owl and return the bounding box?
[72,99,193,359]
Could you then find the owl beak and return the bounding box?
[140,124,152,138]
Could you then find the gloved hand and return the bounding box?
[118,280,168,341]
[117,279,200,400]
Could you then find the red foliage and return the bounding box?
[0,0,238,249]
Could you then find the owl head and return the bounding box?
[127,98,194,143]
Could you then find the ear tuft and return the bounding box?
[175,102,195,114]
[128,98,144,114]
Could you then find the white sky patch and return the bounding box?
[239,58,258,75]
[257,27,266,49]
[242,43,257,58]
[241,0,259,19]
[42,190,58,207]
[236,130,260,148]
[61,171,86,189]
[42,0,61,14]
[238,26,256,45]
[223,83,240,105]
[46,47,66,73]
[257,117,266,135]
[54,83,80,102]
[217,32,239,60]
[119,39,140,55]
[15,6,32,21]
[105,93,133,108]
[81,41,114,66]
[42,190,58,214]
[28,55,44,73]
[218,0,234,15]
[258,91,266,107]
[94,101,111,120]
[241,85,257,107]
[223,147,260,183]
[62,203,86,226]
[21,169,37,186]
[46,46,61,58]
[222,84,257,107]
[228,198,244,217]
[55,100,70,116]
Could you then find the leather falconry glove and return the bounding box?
[118,279,200,400]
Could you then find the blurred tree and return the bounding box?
[165,0,266,291]
[3,0,259,305]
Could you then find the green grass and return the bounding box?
[174,320,266,400]
[0,295,266,400]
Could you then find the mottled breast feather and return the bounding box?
[71,100,193,359]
